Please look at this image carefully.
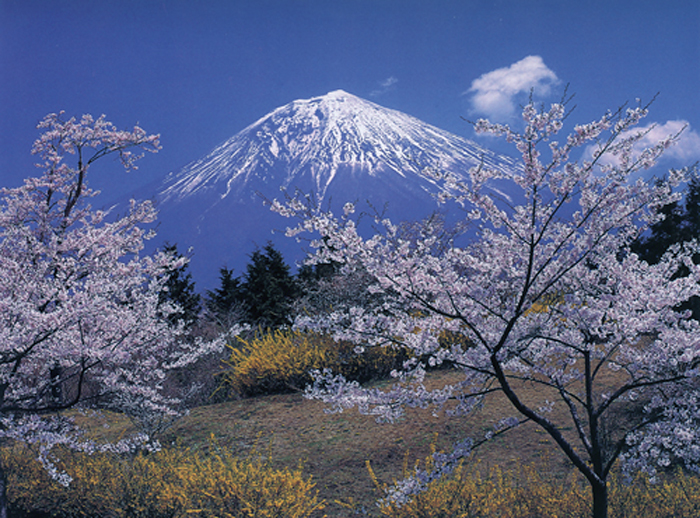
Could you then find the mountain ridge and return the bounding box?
[145,90,517,289]
[159,90,517,203]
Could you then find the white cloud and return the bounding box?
[370,76,398,97]
[467,56,559,121]
[585,120,700,167]
[380,76,398,89]
[633,121,700,162]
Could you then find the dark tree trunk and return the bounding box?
[591,478,608,518]
[0,459,8,518]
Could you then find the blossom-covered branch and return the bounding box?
[273,99,700,518]
[0,114,222,506]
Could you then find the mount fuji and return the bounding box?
[147,90,518,290]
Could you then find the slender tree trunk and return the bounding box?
[0,458,8,518]
[591,478,608,518]
[585,350,608,518]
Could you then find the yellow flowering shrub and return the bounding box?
[369,445,700,518]
[222,329,405,396]
[1,440,324,518]
[369,450,586,518]
[607,469,700,518]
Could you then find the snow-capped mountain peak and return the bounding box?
[151,90,517,289]
[160,90,516,204]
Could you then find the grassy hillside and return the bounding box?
[11,367,700,517]
[150,369,576,517]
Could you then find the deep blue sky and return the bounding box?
[1,0,699,200]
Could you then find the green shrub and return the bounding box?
[1,439,324,518]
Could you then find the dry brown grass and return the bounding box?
[122,368,580,517]
[64,363,627,517]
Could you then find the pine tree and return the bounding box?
[159,243,201,329]
[633,172,700,264]
[242,243,299,328]
[632,172,700,318]
[632,189,685,264]
[205,267,245,329]
[683,173,700,238]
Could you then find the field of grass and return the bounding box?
[132,369,578,517]
[12,365,700,517]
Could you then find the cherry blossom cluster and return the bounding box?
[380,438,473,507]
[0,413,158,486]
[32,112,161,174]
[272,99,700,512]
[0,113,222,482]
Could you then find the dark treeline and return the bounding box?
[633,173,700,264]
[207,243,301,329]
[160,242,337,332]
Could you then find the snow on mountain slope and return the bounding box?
[160,90,516,202]
[151,90,518,289]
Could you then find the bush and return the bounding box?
[1,439,324,518]
[368,446,700,518]
[221,329,406,397]
[371,459,588,518]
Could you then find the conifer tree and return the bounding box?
[683,173,700,241]
[205,267,245,329]
[633,171,700,317]
[159,243,201,329]
[242,243,299,328]
[632,173,700,264]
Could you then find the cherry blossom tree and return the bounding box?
[0,113,221,516]
[273,100,700,518]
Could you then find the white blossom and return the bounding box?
[274,99,700,514]
[0,112,220,484]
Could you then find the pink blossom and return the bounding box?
[0,113,220,487]
[275,99,700,517]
